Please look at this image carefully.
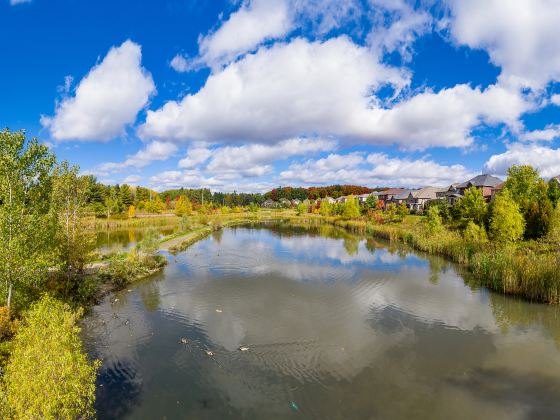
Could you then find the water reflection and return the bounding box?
[95,226,178,252]
[83,223,560,419]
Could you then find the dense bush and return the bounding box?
[1,295,99,419]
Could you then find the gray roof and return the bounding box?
[410,187,447,200]
[458,174,502,188]
[393,189,414,200]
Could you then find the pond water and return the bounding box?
[83,223,560,419]
[95,226,179,252]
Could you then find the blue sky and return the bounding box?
[1,0,560,192]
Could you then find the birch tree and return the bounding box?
[0,129,57,310]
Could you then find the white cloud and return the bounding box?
[169,54,191,73]
[520,125,560,142]
[122,175,142,184]
[97,141,177,173]
[485,144,560,178]
[368,0,432,61]
[178,146,213,169]
[447,0,560,89]
[551,95,560,106]
[148,170,274,193]
[280,152,474,187]
[197,0,291,69]
[205,137,336,177]
[143,35,530,150]
[10,0,32,5]
[42,40,156,142]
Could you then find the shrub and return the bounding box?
[427,206,443,233]
[174,196,192,217]
[296,202,308,216]
[490,189,525,243]
[463,221,488,244]
[1,295,99,419]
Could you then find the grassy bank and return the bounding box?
[94,215,181,229]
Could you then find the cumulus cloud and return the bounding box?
[97,141,177,173]
[368,0,432,61]
[178,146,213,169]
[148,170,274,193]
[169,54,191,73]
[197,0,291,69]
[41,40,156,142]
[446,0,560,89]
[551,95,560,106]
[141,35,529,149]
[485,144,560,178]
[520,125,560,142]
[122,175,142,184]
[10,0,32,5]
[205,137,336,177]
[280,152,474,187]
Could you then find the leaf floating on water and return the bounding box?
[205,350,214,356]
[238,346,249,352]
[290,401,299,411]
[215,309,223,313]
[180,338,188,344]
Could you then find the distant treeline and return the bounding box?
[263,185,377,201]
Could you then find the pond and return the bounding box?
[95,226,179,252]
[82,222,560,419]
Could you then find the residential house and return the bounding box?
[262,199,276,208]
[490,182,505,200]
[551,175,560,184]
[357,193,371,204]
[322,197,336,204]
[391,189,414,206]
[377,188,407,208]
[335,196,347,204]
[456,174,503,201]
[438,184,462,206]
[407,187,447,213]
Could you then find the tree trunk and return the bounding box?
[7,283,12,309]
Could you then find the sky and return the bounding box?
[1,0,560,192]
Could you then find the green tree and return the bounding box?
[547,200,560,244]
[51,161,95,273]
[1,295,99,419]
[342,196,361,219]
[548,178,560,207]
[364,194,378,210]
[524,180,553,239]
[120,184,134,207]
[459,187,488,225]
[504,165,541,215]
[463,221,488,244]
[427,205,443,233]
[295,202,307,215]
[174,195,192,217]
[319,199,333,216]
[0,129,57,309]
[490,190,525,243]
[396,203,409,220]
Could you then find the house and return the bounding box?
[391,189,414,206]
[322,197,336,204]
[551,175,560,184]
[357,193,371,204]
[262,199,276,208]
[456,174,503,201]
[490,182,505,200]
[377,188,407,208]
[291,199,301,206]
[335,196,347,204]
[438,184,462,206]
[407,187,447,213]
